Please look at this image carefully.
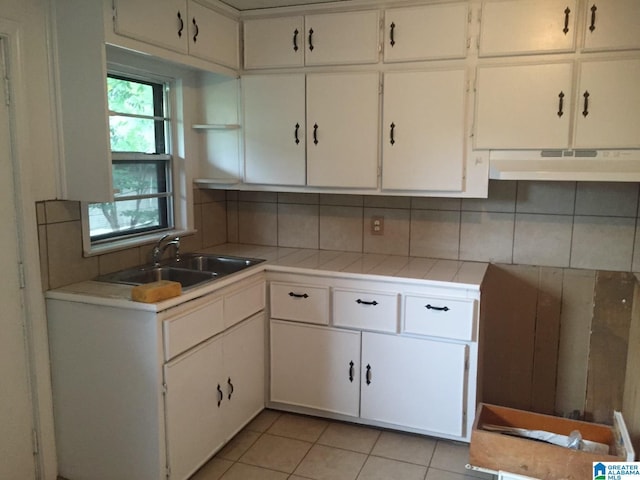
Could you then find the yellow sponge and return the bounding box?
[131,280,182,303]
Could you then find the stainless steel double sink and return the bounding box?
[96,253,265,290]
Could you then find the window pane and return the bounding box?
[109,115,159,153]
[112,161,168,198]
[107,76,155,117]
[89,197,169,240]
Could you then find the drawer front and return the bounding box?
[270,282,329,325]
[404,295,475,341]
[163,297,224,361]
[333,288,398,333]
[224,280,266,329]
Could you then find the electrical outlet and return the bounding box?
[371,216,384,235]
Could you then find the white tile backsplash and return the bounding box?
[516,181,576,215]
[570,215,635,271]
[513,213,573,267]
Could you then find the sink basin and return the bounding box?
[95,253,265,290]
[167,253,265,275]
[96,266,217,290]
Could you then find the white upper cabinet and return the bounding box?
[242,74,306,186]
[188,2,239,68]
[305,11,380,66]
[382,69,466,192]
[582,0,640,52]
[383,3,469,63]
[243,10,379,69]
[114,0,188,54]
[306,72,379,188]
[474,63,574,149]
[243,16,305,69]
[113,0,239,69]
[574,58,640,149]
[479,0,577,56]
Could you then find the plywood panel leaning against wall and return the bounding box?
[623,275,640,457]
[586,271,635,424]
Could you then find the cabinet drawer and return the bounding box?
[333,288,398,333]
[224,280,265,329]
[163,297,224,361]
[270,282,329,325]
[404,295,476,341]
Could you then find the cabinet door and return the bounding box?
[223,313,265,439]
[583,0,640,52]
[113,0,188,54]
[188,2,239,69]
[574,59,640,149]
[270,320,360,417]
[384,3,468,63]
[479,0,577,57]
[382,70,465,191]
[244,16,305,69]
[361,332,468,437]
[474,63,573,149]
[164,335,225,480]
[307,72,379,188]
[243,74,306,186]
[305,11,380,66]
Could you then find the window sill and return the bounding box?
[83,229,196,258]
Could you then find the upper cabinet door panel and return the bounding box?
[305,10,380,66]
[243,74,306,186]
[189,2,239,69]
[582,0,640,52]
[306,72,379,188]
[574,59,640,149]
[474,63,573,149]
[244,16,305,69]
[113,0,188,54]
[479,0,577,57]
[382,70,466,191]
[384,3,469,63]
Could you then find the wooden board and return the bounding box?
[622,277,640,457]
[470,403,625,480]
[586,271,634,424]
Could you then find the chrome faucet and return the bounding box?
[151,234,181,266]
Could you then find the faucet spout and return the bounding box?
[151,235,180,266]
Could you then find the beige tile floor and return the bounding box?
[190,410,497,480]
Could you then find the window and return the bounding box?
[88,74,174,243]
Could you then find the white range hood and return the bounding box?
[488,149,640,182]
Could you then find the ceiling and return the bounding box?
[219,0,350,10]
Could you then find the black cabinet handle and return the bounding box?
[308,28,314,51]
[582,91,590,117]
[227,377,234,400]
[557,91,565,118]
[589,4,597,32]
[217,384,223,407]
[293,28,299,51]
[365,364,372,385]
[313,123,318,145]
[288,292,309,298]
[390,22,396,47]
[192,17,199,43]
[356,299,378,306]
[426,304,450,312]
[348,361,354,383]
[294,123,300,145]
[177,11,184,38]
[390,123,396,145]
[563,7,571,34]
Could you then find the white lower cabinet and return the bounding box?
[270,320,361,416]
[46,275,266,480]
[268,273,481,441]
[360,332,467,437]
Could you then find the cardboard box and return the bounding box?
[469,403,632,480]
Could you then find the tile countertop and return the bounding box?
[45,244,488,312]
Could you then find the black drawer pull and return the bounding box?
[390,22,396,47]
[365,364,372,385]
[348,361,354,382]
[426,304,449,312]
[192,17,199,43]
[308,28,314,51]
[294,123,300,145]
[390,122,396,145]
[589,4,597,32]
[313,123,318,145]
[177,11,184,38]
[582,90,590,117]
[356,299,378,306]
[216,384,223,407]
[289,292,309,299]
[227,377,234,400]
[557,91,565,118]
[293,28,299,51]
